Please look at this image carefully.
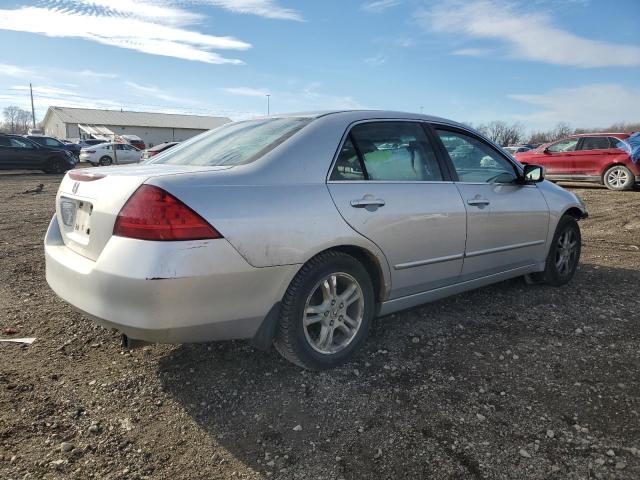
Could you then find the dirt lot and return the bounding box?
[1,172,638,480]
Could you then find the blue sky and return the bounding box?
[0,0,639,131]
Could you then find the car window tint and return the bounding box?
[10,138,33,149]
[580,137,610,150]
[609,137,624,149]
[0,137,11,147]
[330,136,365,180]
[435,129,517,183]
[45,138,61,146]
[547,138,578,152]
[348,122,443,181]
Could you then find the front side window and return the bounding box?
[579,136,610,151]
[547,138,578,153]
[435,129,518,183]
[148,117,313,167]
[332,122,443,181]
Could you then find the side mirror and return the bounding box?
[523,164,544,183]
[542,147,550,154]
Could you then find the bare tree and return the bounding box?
[3,106,21,133]
[15,109,33,134]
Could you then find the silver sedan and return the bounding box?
[45,111,587,369]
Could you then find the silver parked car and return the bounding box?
[45,111,587,369]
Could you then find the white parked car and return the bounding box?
[79,142,141,166]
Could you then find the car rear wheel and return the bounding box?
[274,251,374,370]
[99,156,113,166]
[528,215,581,286]
[603,165,634,191]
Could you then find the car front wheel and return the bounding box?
[274,251,374,370]
[529,215,581,286]
[603,165,634,191]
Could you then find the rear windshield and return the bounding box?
[146,117,312,166]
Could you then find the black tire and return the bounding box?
[44,156,65,174]
[529,215,581,286]
[603,165,634,191]
[99,156,112,166]
[274,251,374,370]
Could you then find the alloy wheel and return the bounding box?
[303,272,364,355]
[554,228,578,277]
[606,167,629,188]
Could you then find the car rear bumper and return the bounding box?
[45,215,298,343]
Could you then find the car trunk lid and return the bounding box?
[56,165,232,261]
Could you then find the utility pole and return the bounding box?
[266,94,271,115]
[29,83,36,128]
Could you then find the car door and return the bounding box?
[9,137,44,169]
[432,126,550,281]
[573,136,616,177]
[327,121,467,299]
[539,137,579,175]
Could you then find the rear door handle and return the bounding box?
[350,198,386,208]
[467,197,490,206]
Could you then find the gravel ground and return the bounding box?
[1,172,639,480]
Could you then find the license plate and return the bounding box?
[60,198,92,236]
[60,200,76,226]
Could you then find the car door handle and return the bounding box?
[467,197,490,206]
[350,198,386,208]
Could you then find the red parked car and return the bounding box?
[515,133,639,191]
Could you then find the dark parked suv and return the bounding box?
[25,135,81,159]
[0,134,76,173]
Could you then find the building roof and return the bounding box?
[43,106,231,130]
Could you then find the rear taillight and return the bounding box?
[113,185,222,241]
[148,151,158,156]
[69,171,105,181]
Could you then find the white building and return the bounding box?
[42,106,231,147]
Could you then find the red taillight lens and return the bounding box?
[113,185,222,241]
[149,151,158,156]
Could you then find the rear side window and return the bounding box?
[579,137,610,150]
[148,117,312,167]
[435,129,518,183]
[331,122,443,181]
[330,136,365,180]
[608,137,625,149]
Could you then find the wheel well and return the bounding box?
[324,245,385,303]
[564,207,585,221]
[601,162,630,183]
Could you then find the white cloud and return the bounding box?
[361,0,401,13]
[0,5,250,64]
[224,87,271,97]
[202,0,303,21]
[125,81,188,103]
[416,0,640,67]
[509,84,640,129]
[365,54,388,66]
[452,48,491,57]
[11,85,77,97]
[77,70,119,79]
[0,63,32,77]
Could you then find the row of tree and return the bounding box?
[471,120,640,147]
[0,106,35,134]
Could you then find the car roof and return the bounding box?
[570,132,629,138]
[255,109,463,125]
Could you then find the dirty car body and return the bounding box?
[45,111,587,368]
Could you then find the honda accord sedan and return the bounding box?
[45,111,587,369]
